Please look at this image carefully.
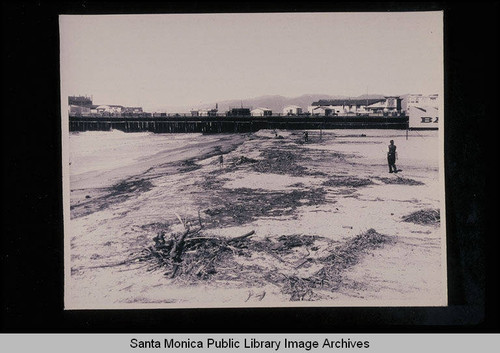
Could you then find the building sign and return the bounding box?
[408,106,439,129]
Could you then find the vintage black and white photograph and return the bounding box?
[60,12,446,309]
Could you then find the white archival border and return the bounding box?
[59,11,448,310]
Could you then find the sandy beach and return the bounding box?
[65,129,446,309]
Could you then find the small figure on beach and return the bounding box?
[219,153,224,168]
[303,131,309,142]
[387,140,398,173]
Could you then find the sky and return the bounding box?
[60,12,443,111]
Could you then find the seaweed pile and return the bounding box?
[203,187,326,225]
[178,159,202,173]
[402,208,440,225]
[377,176,424,186]
[71,178,154,219]
[252,149,308,176]
[233,155,258,165]
[272,229,390,300]
[322,176,373,188]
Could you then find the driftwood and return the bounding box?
[167,211,254,278]
[169,229,255,278]
[138,224,393,301]
[170,228,189,277]
[229,230,255,242]
[169,212,205,278]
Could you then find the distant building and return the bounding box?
[309,98,379,115]
[227,108,251,116]
[191,109,218,117]
[96,105,124,114]
[406,94,439,129]
[408,106,439,129]
[68,95,145,116]
[406,94,439,109]
[251,107,272,117]
[68,95,93,107]
[365,96,402,115]
[191,104,218,117]
[68,105,91,116]
[122,107,143,114]
[283,105,303,115]
[310,98,383,114]
[200,109,218,117]
[309,106,335,116]
[95,105,109,114]
[310,97,402,116]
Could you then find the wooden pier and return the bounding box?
[69,115,409,133]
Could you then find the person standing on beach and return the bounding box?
[387,140,398,173]
[219,153,224,168]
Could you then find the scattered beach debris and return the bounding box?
[140,222,172,233]
[110,178,154,195]
[233,155,258,165]
[71,178,154,219]
[274,234,318,255]
[202,187,326,226]
[377,176,424,186]
[402,208,440,225]
[322,176,373,188]
[135,218,392,301]
[68,129,445,306]
[341,134,367,138]
[252,149,308,175]
[140,228,256,279]
[198,174,230,189]
[179,159,202,173]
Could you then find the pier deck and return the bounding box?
[69,115,409,133]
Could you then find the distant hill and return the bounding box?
[153,93,391,113]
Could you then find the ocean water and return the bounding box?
[68,130,203,178]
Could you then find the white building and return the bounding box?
[68,104,91,116]
[405,94,440,129]
[191,108,218,117]
[309,106,335,116]
[408,105,439,129]
[123,106,143,114]
[406,94,439,109]
[309,98,398,116]
[198,109,210,117]
[365,96,402,115]
[96,105,124,114]
[283,105,303,115]
[251,107,272,117]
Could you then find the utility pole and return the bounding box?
[406,116,409,140]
